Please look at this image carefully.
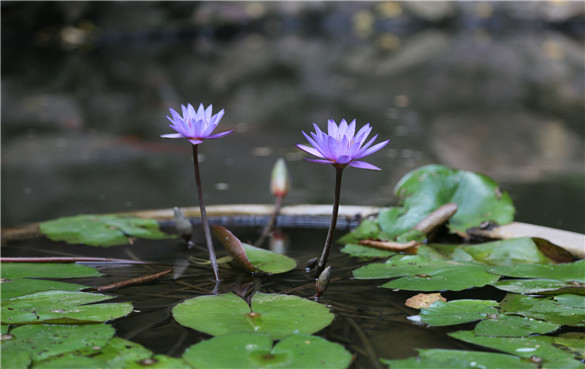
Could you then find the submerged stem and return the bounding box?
[254,195,283,247]
[192,145,220,281]
[315,166,344,276]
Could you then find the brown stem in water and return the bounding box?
[315,166,344,276]
[254,195,283,247]
[192,144,220,281]
[96,268,172,292]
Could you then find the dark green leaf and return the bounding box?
[474,314,560,337]
[1,290,133,325]
[1,278,87,301]
[461,237,554,265]
[353,255,500,291]
[449,330,585,368]
[417,299,499,326]
[39,214,171,247]
[1,263,102,279]
[173,292,334,340]
[499,293,585,327]
[183,333,352,369]
[381,349,537,369]
[383,164,515,235]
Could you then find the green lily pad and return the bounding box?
[381,349,537,369]
[242,243,297,274]
[491,279,585,295]
[34,337,190,369]
[380,164,515,236]
[340,243,395,258]
[1,278,88,301]
[39,214,171,247]
[461,237,554,265]
[474,314,560,337]
[489,260,585,281]
[1,290,133,325]
[1,262,102,279]
[213,225,296,273]
[500,293,585,327]
[173,292,334,340]
[183,333,352,369]
[338,218,384,244]
[353,255,500,291]
[1,324,115,368]
[449,330,585,369]
[416,299,499,326]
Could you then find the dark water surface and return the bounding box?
[3,222,509,368]
[2,2,584,231]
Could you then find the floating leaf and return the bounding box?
[380,164,515,236]
[449,330,585,369]
[353,255,500,291]
[1,324,115,367]
[39,214,171,247]
[242,243,296,274]
[1,263,102,279]
[489,260,585,281]
[173,292,334,340]
[416,299,499,326]
[1,290,133,325]
[381,349,537,369]
[340,243,396,258]
[491,279,585,295]
[183,333,352,369]
[474,314,560,337]
[461,237,554,265]
[1,278,87,301]
[499,293,585,327]
[213,226,296,274]
[34,337,189,369]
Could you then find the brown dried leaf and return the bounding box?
[212,226,255,272]
[405,293,447,309]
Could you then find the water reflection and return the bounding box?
[2,2,583,231]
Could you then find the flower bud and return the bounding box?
[315,266,332,297]
[173,207,192,242]
[270,158,290,197]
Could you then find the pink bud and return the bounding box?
[270,158,290,197]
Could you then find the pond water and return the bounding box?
[3,220,512,368]
[2,2,584,232]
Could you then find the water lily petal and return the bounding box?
[161,133,185,139]
[297,144,324,158]
[348,160,381,170]
[207,130,233,140]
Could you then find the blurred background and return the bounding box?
[2,1,584,232]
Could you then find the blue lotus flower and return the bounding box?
[161,103,232,145]
[296,119,389,170]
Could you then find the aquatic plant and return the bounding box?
[297,119,389,275]
[161,103,233,281]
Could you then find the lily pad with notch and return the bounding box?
[172,292,334,340]
[182,332,352,369]
[213,226,296,274]
[353,254,500,291]
[39,214,172,247]
[1,290,133,325]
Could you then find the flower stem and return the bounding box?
[254,195,283,247]
[192,145,220,281]
[315,166,344,276]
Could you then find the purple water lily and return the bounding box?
[297,119,389,280]
[161,102,233,282]
[161,103,232,145]
[296,119,389,170]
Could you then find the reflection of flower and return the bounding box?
[296,119,389,170]
[161,103,232,145]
